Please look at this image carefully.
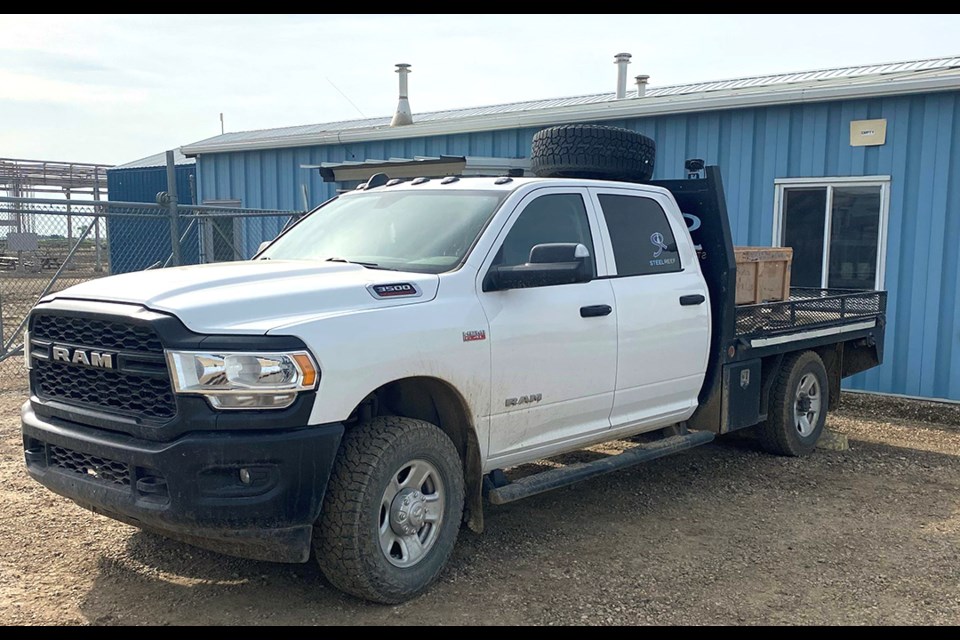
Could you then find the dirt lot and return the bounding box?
[0,389,958,625]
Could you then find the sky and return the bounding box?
[2,14,959,166]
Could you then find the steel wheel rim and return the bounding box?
[378,459,444,568]
[794,373,822,437]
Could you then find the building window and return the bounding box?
[773,177,889,290]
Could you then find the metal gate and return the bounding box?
[0,195,303,379]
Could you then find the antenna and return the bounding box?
[325,77,367,118]
[219,112,224,135]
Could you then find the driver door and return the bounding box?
[478,188,618,466]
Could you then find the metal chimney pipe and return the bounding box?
[614,53,632,99]
[390,63,413,127]
[635,74,650,98]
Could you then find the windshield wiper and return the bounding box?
[325,257,397,271]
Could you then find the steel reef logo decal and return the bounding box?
[649,232,678,268]
[650,232,668,257]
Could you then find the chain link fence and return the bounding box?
[0,195,303,389]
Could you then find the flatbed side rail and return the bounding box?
[735,288,887,339]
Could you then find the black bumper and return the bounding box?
[22,402,343,563]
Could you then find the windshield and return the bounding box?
[259,190,507,274]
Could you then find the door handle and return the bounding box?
[580,304,612,318]
[679,294,706,306]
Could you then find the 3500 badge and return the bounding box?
[367,282,422,299]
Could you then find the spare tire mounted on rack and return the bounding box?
[530,124,657,183]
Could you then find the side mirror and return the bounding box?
[256,240,271,255]
[483,242,592,292]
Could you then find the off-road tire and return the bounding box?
[758,351,829,456]
[314,416,465,603]
[530,124,656,182]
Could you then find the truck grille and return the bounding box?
[48,444,130,486]
[30,313,177,421]
[32,359,177,419]
[32,314,163,352]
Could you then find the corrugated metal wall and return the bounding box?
[195,90,960,401]
[106,165,197,273]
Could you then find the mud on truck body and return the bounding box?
[22,125,885,603]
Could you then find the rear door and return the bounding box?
[589,187,711,429]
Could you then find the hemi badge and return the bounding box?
[462,330,486,342]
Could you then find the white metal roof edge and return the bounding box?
[304,155,530,169]
[112,149,197,170]
[181,70,960,156]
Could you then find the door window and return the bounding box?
[492,193,595,277]
[597,194,681,276]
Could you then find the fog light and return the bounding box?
[24,447,44,465]
[239,468,252,484]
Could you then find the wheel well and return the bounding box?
[813,344,843,411]
[761,345,843,414]
[346,377,485,533]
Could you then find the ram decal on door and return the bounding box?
[504,393,542,408]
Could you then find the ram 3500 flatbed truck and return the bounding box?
[21,126,885,603]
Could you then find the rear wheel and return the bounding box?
[314,416,464,603]
[758,351,828,456]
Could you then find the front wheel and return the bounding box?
[314,416,465,603]
[758,350,829,456]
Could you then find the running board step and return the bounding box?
[487,431,715,505]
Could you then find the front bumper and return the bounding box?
[22,402,343,563]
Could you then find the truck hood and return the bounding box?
[46,260,440,334]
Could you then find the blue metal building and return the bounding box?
[106,150,197,273]
[181,55,960,401]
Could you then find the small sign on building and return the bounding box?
[6,232,39,252]
[850,119,887,147]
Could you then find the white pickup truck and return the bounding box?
[21,125,886,603]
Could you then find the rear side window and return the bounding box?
[598,194,681,276]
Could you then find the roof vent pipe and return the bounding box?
[614,53,632,99]
[635,74,650,98]
[390,63,413,127]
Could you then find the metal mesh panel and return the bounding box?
[0,196,303,388]
[735,288,886,339]
[32,314,163,353]
[48,444,130,486]
[32,358,177,419]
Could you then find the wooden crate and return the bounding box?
[734,247,793,305]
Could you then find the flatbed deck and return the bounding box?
[735,288,887,340]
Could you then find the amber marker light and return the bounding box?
[294,353,318,388]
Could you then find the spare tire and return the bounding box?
[530,124,656,182]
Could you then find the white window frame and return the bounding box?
[772,176,890,290]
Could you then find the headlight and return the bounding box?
[166,350,318,410]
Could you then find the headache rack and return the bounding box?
[734,288,887,340]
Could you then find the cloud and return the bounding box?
[0,50,114,75]
[2,13,960,164]
[0,70,148,106]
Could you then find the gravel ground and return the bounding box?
[1,390,958,625]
